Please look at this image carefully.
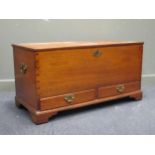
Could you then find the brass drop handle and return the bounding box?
[116,84,125,93]
[20,63,28,74]
[93,50,102,57]
[64,94,75,103]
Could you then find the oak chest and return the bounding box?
[13,41,144,124]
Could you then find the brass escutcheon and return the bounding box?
[20,63,28,74]
[93,50,102,57]
[116,84,125,93]
[64,94,75,103]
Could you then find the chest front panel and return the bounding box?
[36,45,142,98]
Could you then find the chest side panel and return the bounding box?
[36,45,142,98]
[13,47,38,109]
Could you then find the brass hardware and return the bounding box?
[116,84,125,93]
[93,50,102,57]
[64,94,75,103]
[20,63,28,74]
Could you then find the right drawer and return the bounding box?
[98,81,140,98]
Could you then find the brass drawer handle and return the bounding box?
[20,63,28,74]
[116,84,125,93]
[64,94,75,103]
[93,50,102,57]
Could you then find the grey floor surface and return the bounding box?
[0,78,155,135]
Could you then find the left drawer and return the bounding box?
[40,89,96,110]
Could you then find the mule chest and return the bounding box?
[12,41,144,124]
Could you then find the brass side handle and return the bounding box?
[93,50,102,57]
[20,63,28,74]
[64,94,75,103]
[116,84,125,93]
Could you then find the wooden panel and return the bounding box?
[36,45,142,98]
[40,89,96,110]
[12,41,144,51]
[98,81,140,98]
[13,47,38,109]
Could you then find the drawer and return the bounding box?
[98,82,140,98]
[40,89,96,110]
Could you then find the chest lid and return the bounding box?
[12,41,144,51]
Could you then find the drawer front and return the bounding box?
[36,45,142,98]
[40,89,96,110]
[98,82,140,98]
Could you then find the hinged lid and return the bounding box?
[12,41,144,51]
